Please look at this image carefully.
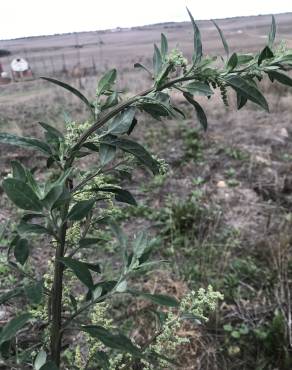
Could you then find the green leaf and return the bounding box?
[81,325,141,356]
[268,70,292,87]
[107,107,136,135]
[43,185,64,210]
[41,77,94,116]
[25,281,43,305]
[91,351,110,370]
[14,238,29,265]
[268,15,276,48]
[3,178,43,211]
[39,361,59,370]
[99,143,116,166]
[187,7,202,64]
[183,93,208,131]
[224,75,269,111]
[236,92,248,110]
[85,263,101,274]
[127,117,138,135]
[68,199,95,221]
[97,69,117,96]
[17,222,52,236]
[38,122,64,139]
[59,257,93,289]
[130,290,179,307]
[160,33,168,60]
[134,63,152,76]
[102,92,119,110]
[227,53,238,71]
[79,238,104,248]
[34,350,47,370]
[132,232,148,259]
[100,136,159,175]
[258,46,274,65]
[153,44,162,76]
[211,19,229,57]
[237,54,253,65]
[11,160,26,180]
[183,81,213,96]
[0,287,24,305]
[0,133,52,155]
[96,187,137,206]
[0,313,31,345]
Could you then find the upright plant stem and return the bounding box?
[50,220,67,366]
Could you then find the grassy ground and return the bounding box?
[1,13,292,369]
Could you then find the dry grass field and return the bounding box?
[1,12,292,369]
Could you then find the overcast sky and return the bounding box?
[1,0,291,40]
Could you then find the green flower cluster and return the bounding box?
[180,285,224,322]
[143,286,223,369]
[167,49,188,68]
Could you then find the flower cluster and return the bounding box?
[167,48,188,68]
[143,285,223,369]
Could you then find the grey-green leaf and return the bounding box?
[14,238,29,265]
[43,185,64,210]
[134,63,152,76]
[97,187,137,206]
[11,160,26,180]
[38,122,64,139]
[39,361,59,370]
[25,281,43,305]
[187,7,202,64]
[0,133,52,155]
[161,33,168,60]
[183,93,208,131]
[211,19,229,57]
[130,290,179,307]
[2,178,43,211]
[100,136,159,175]
[258,46,273,66]
[268,15,276,48]
[268,70,292,87]
[99,143,116,166]
[97,69,117,96]
[34,350,47,370]
[68,199,95,221]
[107,107,136,135]
[227,53,238,71]
[183,82,213,96]
[0,313,31,345]
[224,75,269,112]
[153,44,162,76]
[41,77,94,117]
[59,257,93,289]
[81,325,141,356]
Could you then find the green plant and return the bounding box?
[1,9,292,369]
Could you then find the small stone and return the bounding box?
[217,180,227,188]
[254,155,270,165]
[279,128,289,138]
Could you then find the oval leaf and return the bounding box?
[59,257,93,289]
[0,313,31,345]
[224,75,269,111]
[2,178,43,211]
[68,199,95,221]
[14,238,29,265]
[0,133,51,155]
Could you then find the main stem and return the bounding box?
[50,220,67,366]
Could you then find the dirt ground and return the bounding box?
[1,12,292,370]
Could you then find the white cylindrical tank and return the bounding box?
[11,58,29,72]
